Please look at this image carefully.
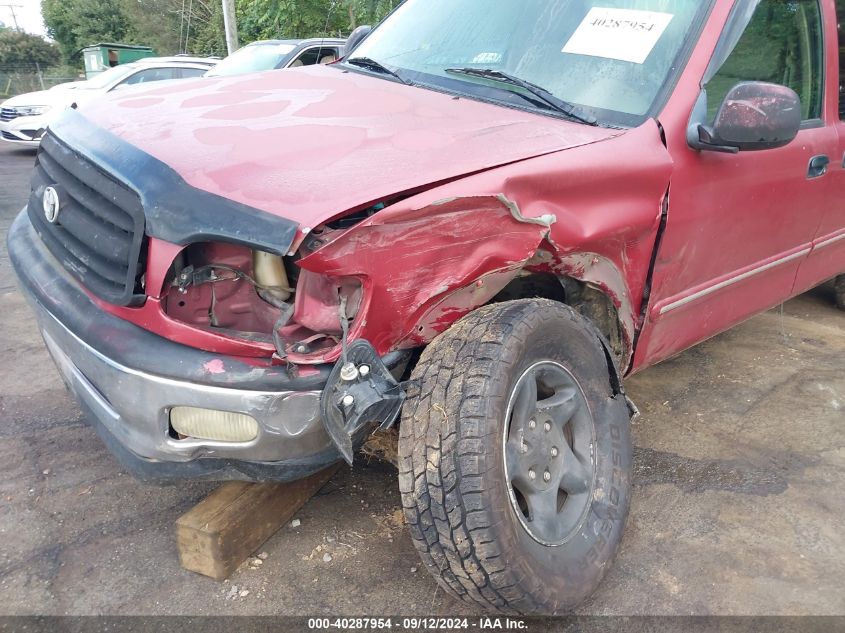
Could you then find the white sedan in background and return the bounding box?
[0,56,217,148]
[205,38,346,77]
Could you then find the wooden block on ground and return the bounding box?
[176,463,341,580]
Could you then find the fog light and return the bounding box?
[170,407,259,442]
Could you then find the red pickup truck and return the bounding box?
[8,0,845,615]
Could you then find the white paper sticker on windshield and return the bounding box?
[562,8,674,64]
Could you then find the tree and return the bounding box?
[0,30,61,67]
[41,0,401,63]
[345,0,400,31]
[235,0,399,43]
[190,1,227,57]
[237,0,345,42]
[73,0,131,43]
[121,0,182,57]
[42,0,131,63]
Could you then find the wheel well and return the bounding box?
[491,272,626,365]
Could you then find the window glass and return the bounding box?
[290,47,340,67]
[350,0,711,123]
[836,0,845,117]
[706,0,823,121]
[177,68,208,79]
[77,64,138,90]
[120,67,178,86]
[205,43,297,77]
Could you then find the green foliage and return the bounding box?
[238,0,336,41]
[42,0,131,63]
[121,0,183,57]
[707,0,821,120]
[41,0,77,62]
[236,0,399,42]
[188,1,227,57]
[0,30,61,67]
[41,0,401,63]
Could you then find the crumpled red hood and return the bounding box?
[80,64,620,227]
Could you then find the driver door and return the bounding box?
[794,0,845,292]
[634,0,838,368]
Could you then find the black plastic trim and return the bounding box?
[48,109,299,256]
[30,133,147,306]
[800,118,825,130]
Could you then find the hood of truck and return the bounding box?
[74,64,621,229]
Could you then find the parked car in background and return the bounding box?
[0,56,217,147]
[204,39,345,77]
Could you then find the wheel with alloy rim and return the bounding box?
[835,275,845,311]
[398,298,632,614]
[504,361,595,546]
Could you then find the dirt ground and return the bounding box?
[0,142,843,616]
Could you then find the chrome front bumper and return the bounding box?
[38,307,332,464]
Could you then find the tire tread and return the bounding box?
[399,300,598,613]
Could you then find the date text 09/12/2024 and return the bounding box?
[306,617,528,630]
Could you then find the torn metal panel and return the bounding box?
[409,268,522,345]
[356,120,674,372]
[298,195,554,360]
[548,252,635,357]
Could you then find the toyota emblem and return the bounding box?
[43,186,61,223]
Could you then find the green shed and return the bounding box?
[81,43,156,79]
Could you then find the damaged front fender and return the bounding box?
[297,194,555,358]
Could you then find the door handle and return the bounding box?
[808,155,830,179]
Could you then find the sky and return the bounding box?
[0,0,47,36]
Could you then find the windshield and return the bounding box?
[350,0,710,125]
[77,64,139,90]
[206,43,297,77]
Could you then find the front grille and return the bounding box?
[0,107,17,122]
[28,133,146,306]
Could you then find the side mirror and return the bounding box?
[344,25,372,57]
[688,81,801,154]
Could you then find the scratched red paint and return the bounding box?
[297,195,554,360]
[203,359,225,374]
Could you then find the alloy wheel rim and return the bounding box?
[503,361,596,546]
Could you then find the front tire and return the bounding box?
[835,275,845,311]
[398,299,632,614]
